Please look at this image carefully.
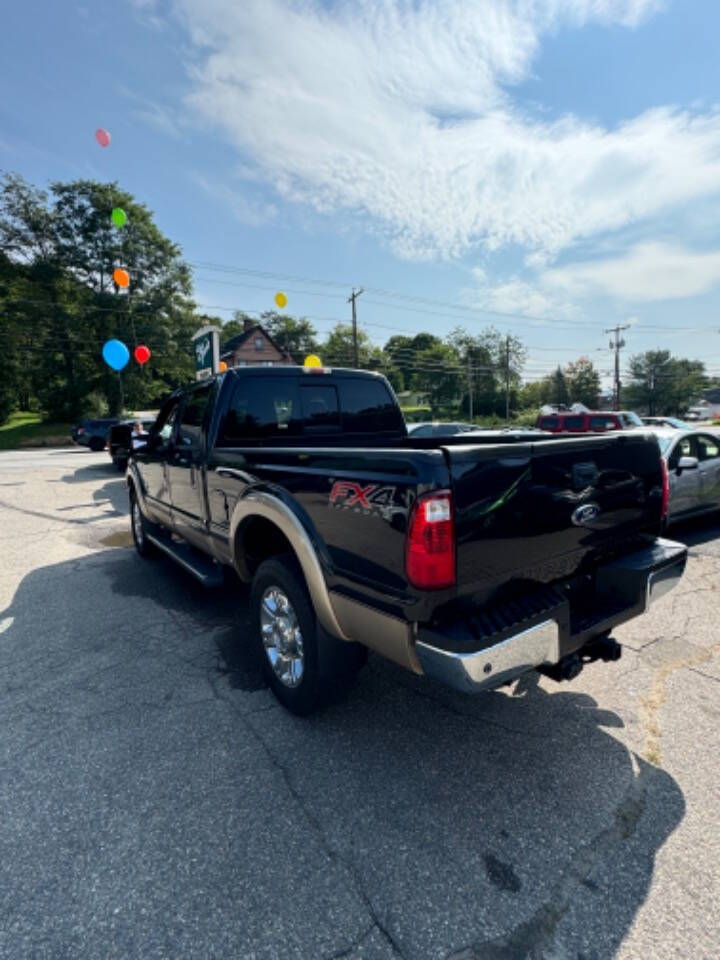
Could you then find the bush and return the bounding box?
[80,392,110,418]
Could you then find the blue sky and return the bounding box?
[2,0,720,386]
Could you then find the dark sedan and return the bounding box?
[71,418,121,452]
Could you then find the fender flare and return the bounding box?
[126,462,147,512]
[230,491,350,642]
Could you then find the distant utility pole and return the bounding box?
[605,325,630,410]
[348,287,363,368]
[467,354,474,421]
[504,334,511,421]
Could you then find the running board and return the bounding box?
[146,531,224,587]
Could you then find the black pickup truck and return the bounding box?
[127,366,687,714]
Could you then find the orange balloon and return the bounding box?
[113,268,130,288]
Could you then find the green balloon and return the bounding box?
[111,207,127,228]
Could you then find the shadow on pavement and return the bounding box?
[53,462,129,517]
[667,513,720,550]
[0,547,686,960]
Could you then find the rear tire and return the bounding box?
[250,554,365,715]
[89,436,105,452]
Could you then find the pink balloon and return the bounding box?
[95,128,111,148]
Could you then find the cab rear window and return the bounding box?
[217,375,402,444]
[338,378,403,434]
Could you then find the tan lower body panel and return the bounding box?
[328,591,422,675]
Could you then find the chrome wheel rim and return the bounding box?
[132,501,144,548]
[260,587,305,688]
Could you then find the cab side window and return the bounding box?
[218,377,301,444]
[177,384,213,448]
[539,417,558,430]
[668,436,693,469]
[696,435,719,461]
[154,399,181,447]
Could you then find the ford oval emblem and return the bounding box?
[572,503,601,526]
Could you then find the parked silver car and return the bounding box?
[650,428,720,524]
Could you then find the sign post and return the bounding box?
[192,325,221,380]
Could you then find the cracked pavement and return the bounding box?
[0,448,719,960]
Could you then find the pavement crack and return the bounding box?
[321,923,386,960]
[687,666,720,684]
[446,757,652,960]
[639,635,720,766]
[240,710,405,958]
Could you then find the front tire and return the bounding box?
[250,554,364,715]
[130,491,154,558]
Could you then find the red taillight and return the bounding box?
[660,457,669,521]
[77,427,85,435]
[405,490,456,589]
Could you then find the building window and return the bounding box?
[254,336,264,351]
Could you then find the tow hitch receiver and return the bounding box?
[538,634,622,683]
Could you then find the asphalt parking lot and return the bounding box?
[1,448,719,960]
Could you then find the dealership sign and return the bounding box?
[192,326,220,380]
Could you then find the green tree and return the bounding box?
[518,379,550,410]
[322,323,385,371]
[565,356,601,408]
[547,366,570,406]
[624,351,706,415]
[0,173,195,419]
[409,342,462,413]
[259,311,319,360]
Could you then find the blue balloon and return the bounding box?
[102,339,130,371]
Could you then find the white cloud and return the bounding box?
[543,242,720,300]
[466,266,579,320]
[156,0,720,262]
[190,173,278,227]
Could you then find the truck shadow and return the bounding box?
[52,463,129,518]
[0,548,685,960]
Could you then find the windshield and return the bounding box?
[620,412,643,427]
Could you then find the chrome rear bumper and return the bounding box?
[416,619,559,695]
[415,537,687,695]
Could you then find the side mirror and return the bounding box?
[677,455,699,472]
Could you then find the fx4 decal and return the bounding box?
[328,480,396,516]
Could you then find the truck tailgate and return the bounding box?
[446,432,664,598]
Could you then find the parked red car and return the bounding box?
[536,411,643,433]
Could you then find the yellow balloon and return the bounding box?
[304,354,322,368]
[274,291,288,309]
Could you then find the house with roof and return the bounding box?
[220,318,295,369]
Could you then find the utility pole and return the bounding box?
[605,324,630,411]
[504,334,511,421]
[348,287,363,368]
[467,354,473,421]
